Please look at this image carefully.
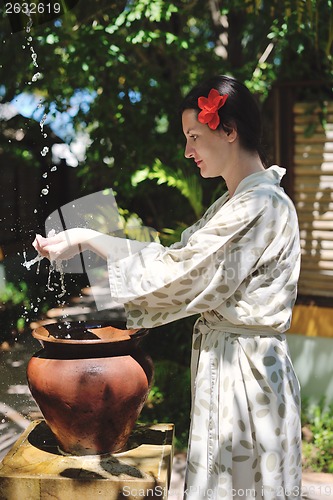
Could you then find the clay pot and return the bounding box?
[26,320,153,455]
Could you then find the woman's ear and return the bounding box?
[226,127,237,143]
[219,121,237,142]
[219,125,237,143]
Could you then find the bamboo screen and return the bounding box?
[293,102,333,298]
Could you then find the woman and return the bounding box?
[34,75,302,499]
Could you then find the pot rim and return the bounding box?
[32,320,148,345]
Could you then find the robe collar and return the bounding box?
[233,165,286,197]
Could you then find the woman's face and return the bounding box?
[182,109,231,178]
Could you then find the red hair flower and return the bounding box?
[198,89,228,130]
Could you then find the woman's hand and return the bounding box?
[33,228,92,261]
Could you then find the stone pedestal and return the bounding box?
[0,420,174,499]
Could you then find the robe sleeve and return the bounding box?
[108,187,298,328]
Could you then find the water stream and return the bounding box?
[19,11,69,310]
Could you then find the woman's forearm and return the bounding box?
[83,230,148,261]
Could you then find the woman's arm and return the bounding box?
[33,228,148,262]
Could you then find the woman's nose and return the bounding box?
[184,142,194,159]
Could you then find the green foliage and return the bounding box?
[131,158,203,219]
[138,317,194,450]
[0,281,29,305]
[118,208,160,242]
[141,359,191,450]
[82,197,159,242]
[302,397,333,473]
[159,222,188,246]
[0,282,31,337]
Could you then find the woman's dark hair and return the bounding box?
[180,75,267,166]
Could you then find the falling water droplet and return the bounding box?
[41,147,49,156]
[51,166,57,172]
[31,50,38,68]
[42,172,48,178]
[32,72,41,82]
[40,113,47,131]
[41,188,49,196]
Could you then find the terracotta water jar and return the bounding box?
[26,321,153,455]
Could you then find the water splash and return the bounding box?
[18,12,66,321]
[23,229,55,270]
[32,72,41,82]
[41,146,49,156]
[20,15,69,314]
[47,260,66,298]
[23,230,67,299]
[28,41,38,69]
[24,15,51,180]
[31,52,38,67]
[25,35,39,86]
[26,13,33,33]
[40,113,48,136]
[22,251,44,271]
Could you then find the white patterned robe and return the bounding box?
[108,165,302,499]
